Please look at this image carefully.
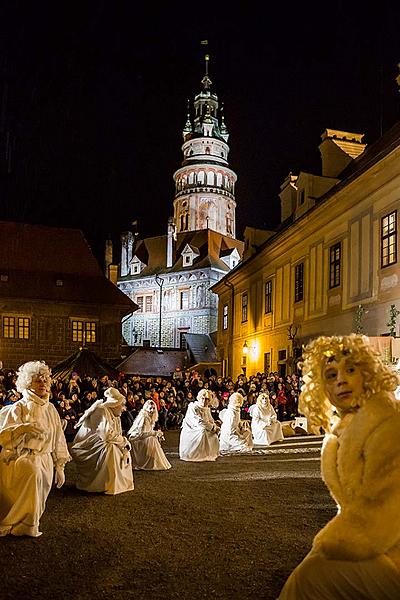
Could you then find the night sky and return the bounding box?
[1,2,400,266]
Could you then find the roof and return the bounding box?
[117,348,187,377]
[184,333,217,363]
[119,229,244,279]
[0,221,136,309]
[51,348,119,382]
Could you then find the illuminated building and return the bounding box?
[213,121,400,377]
[118,57,243,349]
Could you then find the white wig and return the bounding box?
[103,387,126,407]
[16,361,51,393]
[143,399,158,423]
[228,392,244,409]
[256,392,271,408]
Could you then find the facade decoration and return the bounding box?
[118,56,243,348]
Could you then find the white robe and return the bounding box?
[179,402,219,462]
[70,401,134,495]
[219,406,253,453]
[128,412,171,470]
[0,391,70,537]
[279,392,400,599]
[251,403,283,446]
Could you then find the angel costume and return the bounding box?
[251,394,283,446]
[0,389,70,537]
[128,400,171,470]
[179,390,219,462]
[219,392,253,454]
[279,392,400,599]
[70,388,134,495]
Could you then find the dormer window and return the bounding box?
[221,247,240,270]
[130,256,145,275]
[182,243,200,268]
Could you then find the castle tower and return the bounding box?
[173,54,237,238]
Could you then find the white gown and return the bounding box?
[128,412,171,470]
[179,401,219,461]
[219,405,253,453]
[70,401,134,495]
[251,403,283,446]
[0,390,70,537]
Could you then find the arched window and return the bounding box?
[198,171,205,185]
[216,173,223,187]
[207,171,214,186]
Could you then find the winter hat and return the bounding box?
[103,387,125,407]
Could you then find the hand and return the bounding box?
[22,423,45,436]
[55,467,65,488]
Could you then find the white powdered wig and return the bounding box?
[16,361,51,393]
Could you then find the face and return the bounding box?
[323,357,364,413]
[146,401,156,413]
[30,371,51,397]
[261,396,269,407]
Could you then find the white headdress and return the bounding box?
[228,392,244,408]
[103,387,126,407]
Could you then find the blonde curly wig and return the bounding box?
[16,361,51,393]
[299,334,399,432]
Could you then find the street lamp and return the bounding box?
[155,274,164,348]
[242,340,248,355]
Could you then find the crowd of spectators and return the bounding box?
[0,367,303,441]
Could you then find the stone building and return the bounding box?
[212,121,400,378]
[0,221,135,370]
[118,57,243,349]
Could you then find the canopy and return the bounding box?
[51,347,119,382]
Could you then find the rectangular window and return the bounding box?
[329,242,341,288]
[265,280,272,313]
[180,290,189,310]
[278,349,287,361]
[223,304,228,330]
[241,292,248,322]
[72,320,96,343]
[381,211,397,267]
[18,317,30,340]
[145,296,153,313]
[2,316,31,339]
[136,296,143,312]
[295,263,304,302]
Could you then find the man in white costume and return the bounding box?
[179,389,220,462]
[219,391,253,454]
[0,361,70,537]
[279,334,400,599]
[70,387,134,495]
[128,399,171,470]
[251,392,283,446]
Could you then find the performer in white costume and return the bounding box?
[279,334,400,599]
[128,399,171,470]
[251,392,283,446]
[219,392,253,453]
[70,387,134,495]
[0,361,70,537]
[179,389,220,462]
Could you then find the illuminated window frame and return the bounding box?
[329,242,341,288]
[72,320,96,343]
[381,210,397,268]
[265,280,272,313]
[241,292,248,323]
[2,315,31,339]
[294,263,304,303]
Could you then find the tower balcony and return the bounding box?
[174,185,235,200]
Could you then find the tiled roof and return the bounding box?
[0,221,135,309]
[119,229,244,279]
[117,348,187,376]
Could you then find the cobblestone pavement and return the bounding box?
[0,431,335,600]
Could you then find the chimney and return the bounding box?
[279,172,298,222]
[319,129,366,178]
[167,216,176,268]
[104,238,113,277]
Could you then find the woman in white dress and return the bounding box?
[70,387,134,495]
[219,392,253,454]
[179,389,220,462]
[128,400,171,470]
[279,334,400,599]
[0,361,70,537]
[251,392,283,446]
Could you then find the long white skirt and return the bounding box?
[131,437,171,470]
[252,420,284,446]
[278,549,400,599]
[71,433,134,495]
[179,427,219,462]
[0,452,53,537]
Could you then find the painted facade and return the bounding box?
[212,125,400,378]
[118,58,243,348]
